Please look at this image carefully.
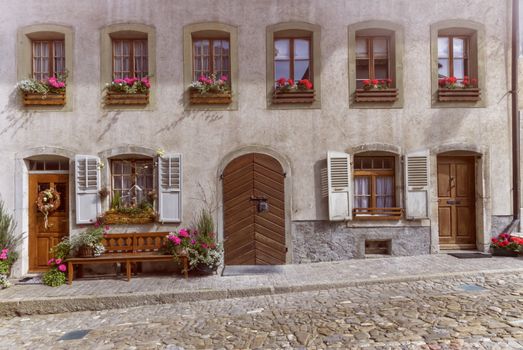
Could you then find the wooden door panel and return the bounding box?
[29,174,69,272]
[223,153,286,265]
[437,157,476,248]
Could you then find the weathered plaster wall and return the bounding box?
[0,1,514,269]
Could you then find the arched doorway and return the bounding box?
[223,153,286,265]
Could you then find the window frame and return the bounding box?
[355,36,391,88]
[31,39,65,80]
[111,38,148,80]
[192,37,230,81]
[437,35,470,82]
[273,36,312,83]
[110,158,154,207]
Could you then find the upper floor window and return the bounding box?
[193,38,230,80]
[111,158,154,207]
[274,36,311,82]
[353,156,400,219]
[32,40,65,81]
[112,39,148,79]
[438,36,469,83]
[356,37,390,89]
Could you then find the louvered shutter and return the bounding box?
[158,154,182,223]
[75,155,101,224]
[327,151,352,221]
[404,150,430,219]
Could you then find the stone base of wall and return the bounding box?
[490,215,514,237]
[291,221,430,263]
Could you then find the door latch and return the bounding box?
[250,196,269,213]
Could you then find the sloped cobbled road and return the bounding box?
[1,273,523,349]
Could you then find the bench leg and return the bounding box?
[68,262,73,285]
[126,260,131,281]
[183,256,188,279]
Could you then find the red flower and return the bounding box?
[386,79,392,85]
[287,79,294,86]
[276,77,287,86]
[371,79,379,85]
[298,79,313,90]
[362,80,370,86]
[491,237,499,243]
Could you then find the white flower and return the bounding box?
[156,148,165,157]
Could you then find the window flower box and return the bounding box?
[189,74,231,105]
[490,233,522,257]
[272,78,315,104]
[17,76,67,107]
[100,208,156,225]
[355,79,398,103]
[104,77,150,106]
[189,90,232,105]
[438,76,481,102]
[23,91,66,106]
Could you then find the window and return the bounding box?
[353,156,400,219]
[437,36,469,83]
[29,159,69,171]
[32,40,65,80]
[355,37,390,88]
[111,158,154,207]
[193,38,230,80]
[274,37,311,82]
[112,39,148,79]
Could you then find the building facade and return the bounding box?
[0,0,517,276]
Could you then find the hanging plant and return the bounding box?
[36,188,61,229]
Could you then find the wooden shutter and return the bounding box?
[158,154,182,223]
[327,151,352,221]
[404,150,430,219]
[75,155,101,224]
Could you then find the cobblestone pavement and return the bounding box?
[2,273,523,349]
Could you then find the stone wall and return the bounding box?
[291,221,430,263]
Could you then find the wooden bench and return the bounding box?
[67,232,188,285]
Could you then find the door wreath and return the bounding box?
[36,188,61,229]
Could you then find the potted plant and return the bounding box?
[0,199,23,287]
[17,74,66,106]
[189,74,232,104]
[70,223,107,258]
[438,76,480,102]
[0,249,14,289]
[100,193,156,225]
[104,77,151,105]
[355,79,398,102]
[42,238,71,287]
[272,77,315,104]
[490,233,521,257]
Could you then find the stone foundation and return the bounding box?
[291,221,430,263]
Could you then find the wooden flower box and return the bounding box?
[105,91,149,105]
[272,89,315,104]
[355,88,398,102]
[100,209,156,225]
[438,88,481,102]
[189,90,232,105]
[23,92,65,106]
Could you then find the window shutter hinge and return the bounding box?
[283,172,287,178]
[220,173,224,180]
[285,247,288,252]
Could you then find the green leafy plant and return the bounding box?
[195,208,214,238]
[0,199,23,264]
[51,238,72,260]
[105,77,151,94]
[70,223,108,256]
[42,267,66,287]
[189,74,230,95]
[111,191,122,210]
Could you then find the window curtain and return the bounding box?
[376,176,394,208]
[354,177,370,208]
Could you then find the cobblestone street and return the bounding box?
[2,272,523,349]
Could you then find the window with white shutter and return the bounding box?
[327,151,352,221]
[75,155,101,224]
[404,150,430,219]
[158,154,182,223]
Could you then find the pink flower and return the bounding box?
[201,243,208,249]
[104,225,110,231]
[94,221,99,228]
[140,77,151,89]
[47,258,55,266]
[179,229,189,238]
[58,264,67,272]
[124,77,138,86]
[220,75,228,82]
[0,253,6,261]
[191,240,196,245]
[173,236,181,245]
[55,258,62,265]
[114,79,125,84]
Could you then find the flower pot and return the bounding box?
[195,263,218,275]
[77,245,94,258]
[272,89,315,104]
[189,90,232,105]
[438,88,481,102]
[105,91,149,105]
[355,88,398,102]
[23,91,66,106]
[491,247,519,257]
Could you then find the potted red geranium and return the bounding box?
[490,233,521,257]
[355,78,398,102]
[272,77,315,104]
[438,76,480,102]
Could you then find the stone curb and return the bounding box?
[1,267,523,318]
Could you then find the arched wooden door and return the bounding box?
[223,153,286,265]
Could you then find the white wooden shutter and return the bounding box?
[404,150,430,219]
[158,154,182,223]
[327,151,352,221]
[75,155,101,224]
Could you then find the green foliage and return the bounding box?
[111,192,122,210]
[71,225,105,250]
[0,199,22,263]
[51,238,72,260]
[194,208,215,239]
[0,261,9,275]
[42,268,66,287]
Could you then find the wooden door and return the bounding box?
[437,156,476,248]
[29,174,69,272]
[223,153,286,265]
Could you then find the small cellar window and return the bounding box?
[365,240,391,256]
